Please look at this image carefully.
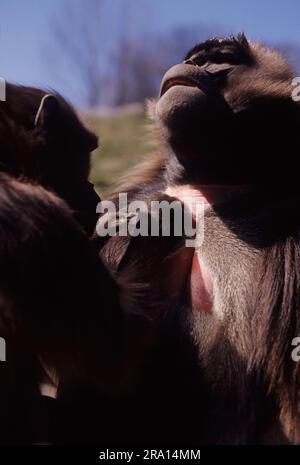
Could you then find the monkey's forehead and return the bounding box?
[184,33,253,62]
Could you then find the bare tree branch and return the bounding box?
[49,0,109,106]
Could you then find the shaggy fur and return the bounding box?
[0,174,120,443]
[97,35,300,444]
[0,83,99,235]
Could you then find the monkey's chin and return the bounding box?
[156,85,207,132]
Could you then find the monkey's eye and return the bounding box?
[211,51,233,63]
[210,50,244,65]
[184,50,237,68]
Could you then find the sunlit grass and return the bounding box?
[83,112,153,198]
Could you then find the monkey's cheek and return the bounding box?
[155,85,207,132]
[189,253,213,313]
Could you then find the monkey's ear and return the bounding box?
[34,93,99,152]
[34,94,61,129]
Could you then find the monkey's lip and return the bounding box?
[160,77,198,97]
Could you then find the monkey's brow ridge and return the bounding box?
[184,34,253,63]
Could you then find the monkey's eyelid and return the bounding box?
[184,58,203,67]
[205,63,235,75]
[184,59,234,76]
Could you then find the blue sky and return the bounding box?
[1,0,300,105]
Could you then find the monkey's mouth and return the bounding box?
[160,77,198,97]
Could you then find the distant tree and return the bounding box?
[112,24,220,106]
[48,0,220,107]
[49,0,150,107]
[48,2,300,109]
[49,0,110,107]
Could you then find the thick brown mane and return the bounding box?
[97,36,300,444]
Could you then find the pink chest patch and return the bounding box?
[164,184,214,312]
[189,252,213,312]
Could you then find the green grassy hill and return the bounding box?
[83,110,154,198]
